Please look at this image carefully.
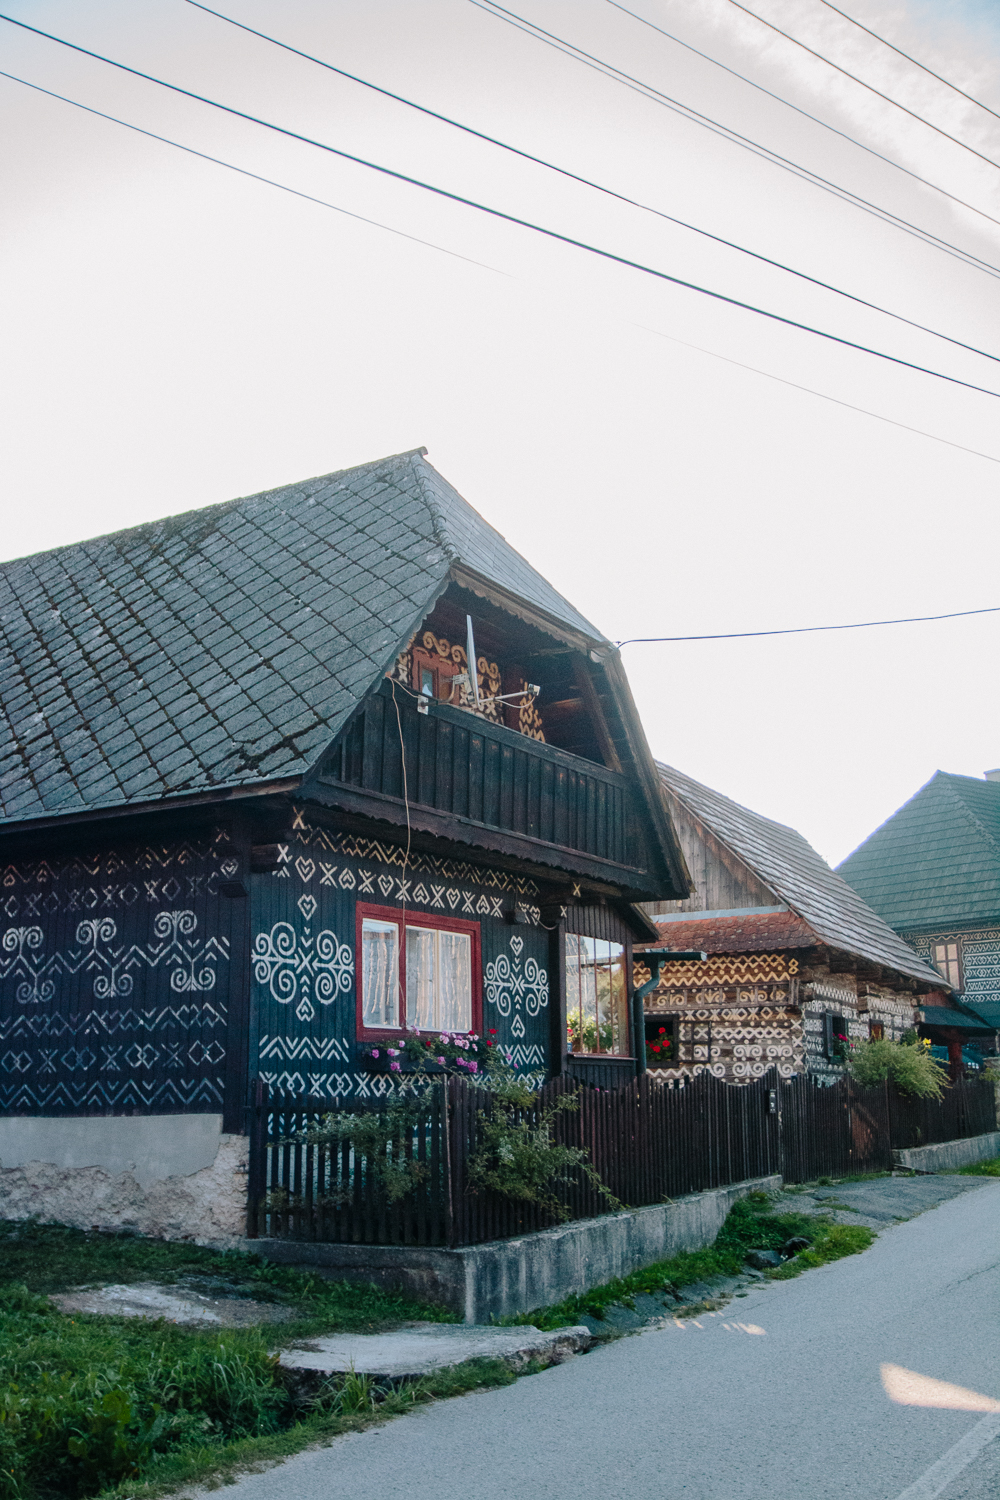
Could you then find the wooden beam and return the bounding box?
[572,659,623,773]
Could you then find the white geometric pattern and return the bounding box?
[252,921,353,1023]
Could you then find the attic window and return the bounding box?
[932,940,963,991]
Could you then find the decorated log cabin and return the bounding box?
[637,764,951,1084]
[0,448,689,1241]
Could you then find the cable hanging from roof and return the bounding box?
[3,11,999,400]
[615,605,1000,645]
[5,66,1000,470]
[469,0,1000,282]
[184,0,1000,370]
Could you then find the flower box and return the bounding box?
[360,1053,447,1075]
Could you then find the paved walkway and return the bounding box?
[193,1176,1000,1500]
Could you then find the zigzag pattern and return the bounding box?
[0,830,229,888]
[0,1005,227,1040]
[259,1035,351,1063]
[0,1076,224,1109]
[643,954,796,988]
[289,814,540,895]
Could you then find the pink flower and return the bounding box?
[436,1057,446,1065]
[387,1047,398,1056]
[371,1049,379,1058]
[390,1061,401,1072]
[468,1061,478,1073]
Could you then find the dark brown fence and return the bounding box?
[246,1068,997,1246]
[888,1075,997,1150]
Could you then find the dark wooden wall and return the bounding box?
[0,822,249,1121]
[319,682,648,876]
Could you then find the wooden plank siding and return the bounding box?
[319,682,644,872]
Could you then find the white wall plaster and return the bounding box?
[0,1115,248,1245]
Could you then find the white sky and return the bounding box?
[2,0,999,866]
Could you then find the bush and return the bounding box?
[845,1037,948,1098]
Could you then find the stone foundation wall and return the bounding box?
[0,1114,248,1245]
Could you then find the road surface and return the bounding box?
[198,1177,1000,1500]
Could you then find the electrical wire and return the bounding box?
[5,67,999,470]
[616,605,1000,645]
[469,0,1000,282]
[0,69,508,277]
[724,0,1000,170]
[184,0,1000,369]
[4,13,999,400]
[813,0,1000,126]
[630,315,1000,466]
[603,0,1000,235]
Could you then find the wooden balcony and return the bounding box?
[309,681,659,892]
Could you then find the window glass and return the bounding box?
[361,918,399,1028]
[405,926,472,1032]
[566,936,629,1055]
[932,941,963,990]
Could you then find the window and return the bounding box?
[823,1012,849,1060]
[869,1021,885,1041]
[566,935,630,1055]
[356,903,480,1038]
[932,940,963,991]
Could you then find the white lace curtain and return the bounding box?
[362,917,471,1032]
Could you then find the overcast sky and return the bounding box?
[2,0,999,866]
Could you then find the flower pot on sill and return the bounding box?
[361,1054,447,1075]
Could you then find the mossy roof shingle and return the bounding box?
[0,449,603,826]
[836,772,1000,931]
[657,762,943,989]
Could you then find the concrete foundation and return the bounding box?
[0,1114,249,1244]
[893,1130,1000,1174]
[245,1173,780,1322]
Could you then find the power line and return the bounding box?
[184,0,1000,369]
[632,319,1000,466]
[468,1,1000,282]
[603,0,1000,235]
[616,605,1000,645]
[6,68,1000,472]
[813,0,1000,127]
[4,13,998,400]
[725,0,1000,171]
[0,69,509,276]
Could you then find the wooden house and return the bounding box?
[637,764,948,1083]
[837,771,1000,1063]
[0,449,688,1240]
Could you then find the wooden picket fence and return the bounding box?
[245,1070,997,1248]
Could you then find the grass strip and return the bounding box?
[505,1191,874,1329]
[956,1155,1000,1177]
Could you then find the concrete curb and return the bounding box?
[240,1173,780,1322]
[893,1130,1000,1174]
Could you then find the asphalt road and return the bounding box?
[200,1178,1000,1500]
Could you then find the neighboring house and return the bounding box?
[637,764,949,1083]
[0,448,688,1240]
[837,770,1000,1060]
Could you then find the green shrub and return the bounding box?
[845,1037,948,1098]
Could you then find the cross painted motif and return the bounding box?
[252,920,354,1022]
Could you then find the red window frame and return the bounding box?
[355,902,483,1041]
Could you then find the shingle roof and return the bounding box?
[0,450,604,826]
[836,772,1000,931]
[657,763,944,989]
[651,911,817,954]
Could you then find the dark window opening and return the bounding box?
[869,1021,885,1041]
[645,1014,678,1068]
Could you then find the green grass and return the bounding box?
[504,1191,875,1329]
[956,1155,1000,1177]
[0,1222,462,1500]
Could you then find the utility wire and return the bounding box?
[185,0,1000,369]
[5,68,999,471]
[616,605,1000,645]
[4,12,998,400]
[0,69,508,276]
[604,0,1000,235]
[632,318,1000,466]
[725,0,1000,171]
[469,1,1000,282]
[814,0,1000,126]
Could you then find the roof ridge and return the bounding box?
[938,778,1000,858]
[0,448,431,571]
[407,452,460,561]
